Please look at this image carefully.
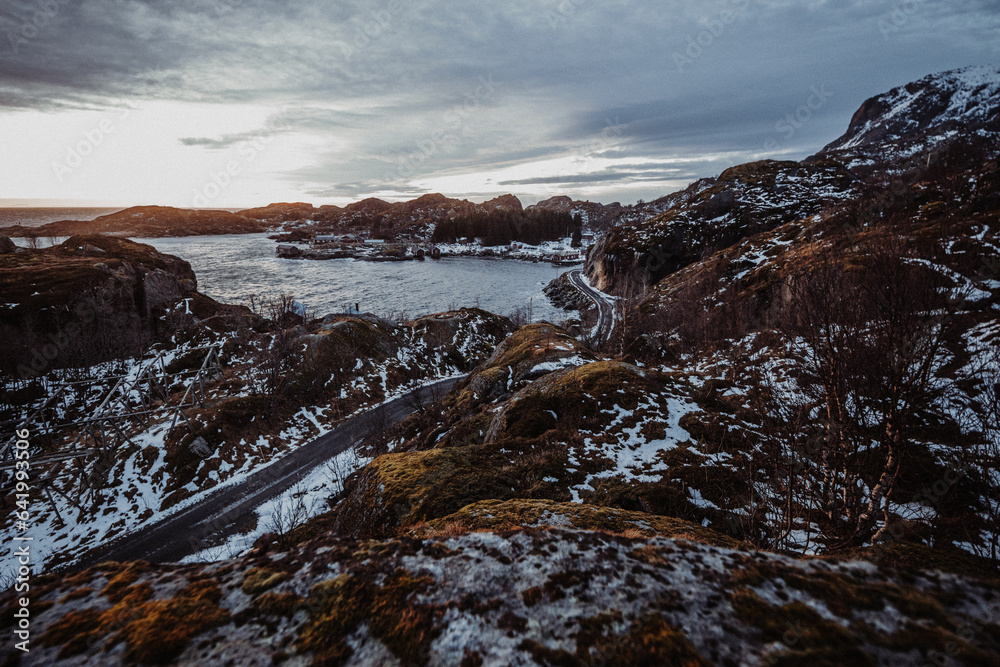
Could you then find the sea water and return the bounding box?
[142,234,573,322]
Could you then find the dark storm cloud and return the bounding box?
[177,105,375,149]
[178,132,267,149]
[2,0,999,202]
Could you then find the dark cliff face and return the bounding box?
[0,236,223,376]
[584,160,855,292]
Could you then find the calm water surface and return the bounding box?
[142,234,573,322]
[0,207,121,228]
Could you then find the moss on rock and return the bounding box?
[407,499,739,548]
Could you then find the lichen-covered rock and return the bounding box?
[328,357,716,539]
[6,530,998,666]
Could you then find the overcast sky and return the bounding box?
[1,0,998,208]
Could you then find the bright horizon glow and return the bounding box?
[2,2,997,209]
[0,100,705,209]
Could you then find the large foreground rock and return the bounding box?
[5,528,998,666]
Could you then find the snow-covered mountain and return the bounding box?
[586,65,1000,293]
[822,65,1000,154]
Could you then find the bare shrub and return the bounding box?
[264,482,314,547]
[768,232,961,546]
[507,305,531,327]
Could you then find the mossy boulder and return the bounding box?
[482,360,663,443]
[329,360,707,538]
[407,499,739,547]
[330,444,558,538]
[469,322,597,396]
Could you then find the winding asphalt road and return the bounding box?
[65,377,464,570]
[63,283,610,571]
[568,270,617,344]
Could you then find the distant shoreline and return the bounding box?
[0,207,123,229]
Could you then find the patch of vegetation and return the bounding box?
[408,499,738,548]
[298,569,440,666]
[825,540,1000,581]
[731,557,964,624]
[729,587,874,666]
[41,577,229,664]
[867,620,1000,667]
[333,445,525,537]
[519,614,708,666]
[254,592,303,618]
[57,586,94,603]
[241,567,288,595]
[100,560,152,603]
